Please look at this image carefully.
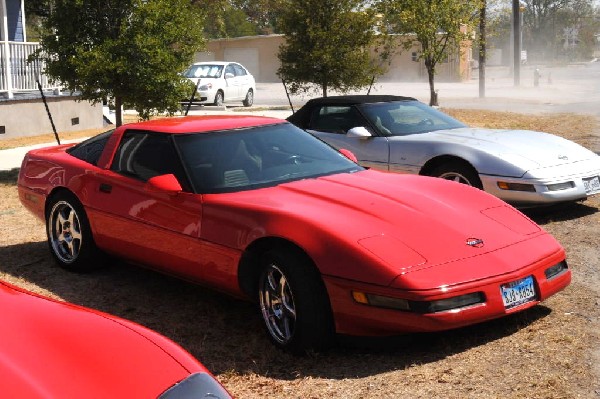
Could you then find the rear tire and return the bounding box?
[46,191,100,272]
[258,247,335,353]
[428,161,483,189]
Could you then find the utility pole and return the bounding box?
[512,0,521,86]
[479,0,486,98]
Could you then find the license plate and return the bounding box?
[500,276,536,309]
[583,176,600,194]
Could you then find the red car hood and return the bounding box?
[210,170,560,288]
[0,282,198,399]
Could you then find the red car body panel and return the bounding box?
[18,116,571,337]
[0,281,225,398]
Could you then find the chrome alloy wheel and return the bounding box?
[259,263,297,345]
[48,200,83,264]
[438,171,474,186]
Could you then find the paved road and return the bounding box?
[251,63,600,117]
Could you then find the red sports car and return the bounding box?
[0,280,230,398]
[18,115,571,353]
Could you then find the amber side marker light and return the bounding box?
[497,182,536,192]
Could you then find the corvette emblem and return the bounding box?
[466,238,484,248]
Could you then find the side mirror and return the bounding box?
[145,174,182,194]
[339,148,359,163]
[347,126,372,139]
[225,72,234,79]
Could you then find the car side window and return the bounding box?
[110,131,189,189]
[225,64,235,77]
[309,106,366,134]
[233,64,247,76]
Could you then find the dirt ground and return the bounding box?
[0,110,599,398]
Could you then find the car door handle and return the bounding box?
[99,183,112,194]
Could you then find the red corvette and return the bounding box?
[18,116,571,352]
[0,280,230,398]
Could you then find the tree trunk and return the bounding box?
[322,83,328,98]
[425,60,437,106]
[115,96,123,127]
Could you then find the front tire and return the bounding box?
[213,90,224,106]
[243,89,254,107]
[428,161,483,189]
[46,191,100,272]
[258,248,335,353]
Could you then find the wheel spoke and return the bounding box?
[260,263,297,344]
[280,280,296,319]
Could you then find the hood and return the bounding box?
[422,127,597,171]
[0,282,193,399]
[209,170,555,287]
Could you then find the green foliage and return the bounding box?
[277,0,390,97]
[377,0,480,104]
[37,0,206,124]
[194,0,283,38]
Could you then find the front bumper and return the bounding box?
[323,248,570,336]
[481,167,600,206]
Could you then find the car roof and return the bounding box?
[287,95,419,127]
[303,95,417,105]
[121,115,286,134]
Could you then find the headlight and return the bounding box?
[198,83,212,91]
[352,291,485,314]
[159,372,231,399]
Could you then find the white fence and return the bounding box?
[1,41,59,98]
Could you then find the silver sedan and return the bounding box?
[287,95,600,207]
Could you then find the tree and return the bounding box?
[377,0,481,106]
[36,0,206,126]
[522,0,598,61]
[277,0,390,97]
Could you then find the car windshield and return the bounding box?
[174,123,363,194]
[183,64,224,78]
[358,100,466,136]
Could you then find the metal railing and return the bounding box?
[1,41,59,98]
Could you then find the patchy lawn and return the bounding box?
[1,109,599,398]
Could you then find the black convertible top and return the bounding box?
[287,95,417,127]
[301,95,416,105]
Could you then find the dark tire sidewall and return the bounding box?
[46,191,98,272]
[258,248,335,353]
[214,91,224,106]
[243,90,253,107]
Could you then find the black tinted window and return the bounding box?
[67,130,113,166]
[309,106,366,134]
[110,131,188,187]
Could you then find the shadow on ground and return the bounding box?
[0,169,19,184]
[0,238,551,380]
[523,201,598,224]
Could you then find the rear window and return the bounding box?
[67,130,113,166]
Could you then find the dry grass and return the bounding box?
[1,109,599,398]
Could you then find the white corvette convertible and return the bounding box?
[288,95,600,207]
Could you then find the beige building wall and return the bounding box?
[0,96,104,139]
[199,34,471,83]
